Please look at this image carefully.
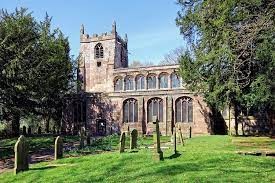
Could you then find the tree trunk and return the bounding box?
[44,116,50,133]
[234,103,239,136]
[11,113,20,137]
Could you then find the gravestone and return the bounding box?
[79,127,86,149]
[178,126,184,146]
[22,126,27,136]
[152,116,164,161]
[54,136,63,160]
[173,127,177,154]
[14,135,29,174]
[27,126,31,136]
[38,126,42,134]
[119,132,126,153]
[86,131,91,145]
[130,129,138,150]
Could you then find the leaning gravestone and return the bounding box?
[152,116,164,161]
[27,126,31,136]
[22,126,27,136]
[119,132,126,153]
[79,127,86,149]
[130,129,138,150]
[54,136,63,160]
[14,135,29,174]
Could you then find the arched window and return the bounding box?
[114,77,123,91]
[123,99,138,123]
[147,75,156,89]
[136,75,145,90]
[125,76,134,90]
[171,73,180,88]
[147,98,163,122]
[175,97,193,122]
[95,43,104,58]
[159,73,168,89]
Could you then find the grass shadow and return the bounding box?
[167,152,181,159]
[31,165,57,171]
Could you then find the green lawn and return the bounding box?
[0,135,274,182]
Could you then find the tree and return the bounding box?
[159,47,185,65]
[176,0,275,134]
[0,8,73,136]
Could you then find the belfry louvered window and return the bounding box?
[95,43,104,58]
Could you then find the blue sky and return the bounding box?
[1,0,186,64]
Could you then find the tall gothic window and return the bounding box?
[95,43,104,58]
[123,99,138,123]
[148,98,163,122]
[147,75,156,89]
[175,97,193,122]
[136,75,145,90]
[125,76,134,90]
[171,73,180,88]
[159,73,168,89]
[114,77,123,91]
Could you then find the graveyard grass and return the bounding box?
[0,135,275,182]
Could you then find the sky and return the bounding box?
[1,0,186,65]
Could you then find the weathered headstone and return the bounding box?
[173,127,177,154]
[86,131,91,145]
[130,129,138,150]
[27,126,31,136]
[152,116,164,161]
[127,125,130,136]
[14,135,29,174]
[79,127,86,149]
[178,126,184,146]
[38,126,42,134]
[119,132,126,153]
[54,136,63,160]
[22,126,27,136]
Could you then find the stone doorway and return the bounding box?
[96,119,106,136]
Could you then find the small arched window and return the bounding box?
[114,77,123,91]
[123,99,138,123]
[136,75,145,90]
[147,75,156,89]
[125,76,134,90]
[175,97,193,122]
[95,43,104,58]
[171,73,180,88]
[159,73,168,89]
[147,98,163,122]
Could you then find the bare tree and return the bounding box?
[160,47,185,65]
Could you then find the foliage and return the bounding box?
[0,8,74,135]
[0,136,274,182]
[176,0,275,113]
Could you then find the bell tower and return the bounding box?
[79,22,128,93]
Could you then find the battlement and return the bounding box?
[80,21,128,46]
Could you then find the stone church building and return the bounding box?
[62,22,216,136]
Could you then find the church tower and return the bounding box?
[79,22,128,93]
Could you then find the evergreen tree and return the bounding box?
[176,0,275,134]
[0,8,74,136]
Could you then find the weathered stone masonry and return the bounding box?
[65,22,212,136]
